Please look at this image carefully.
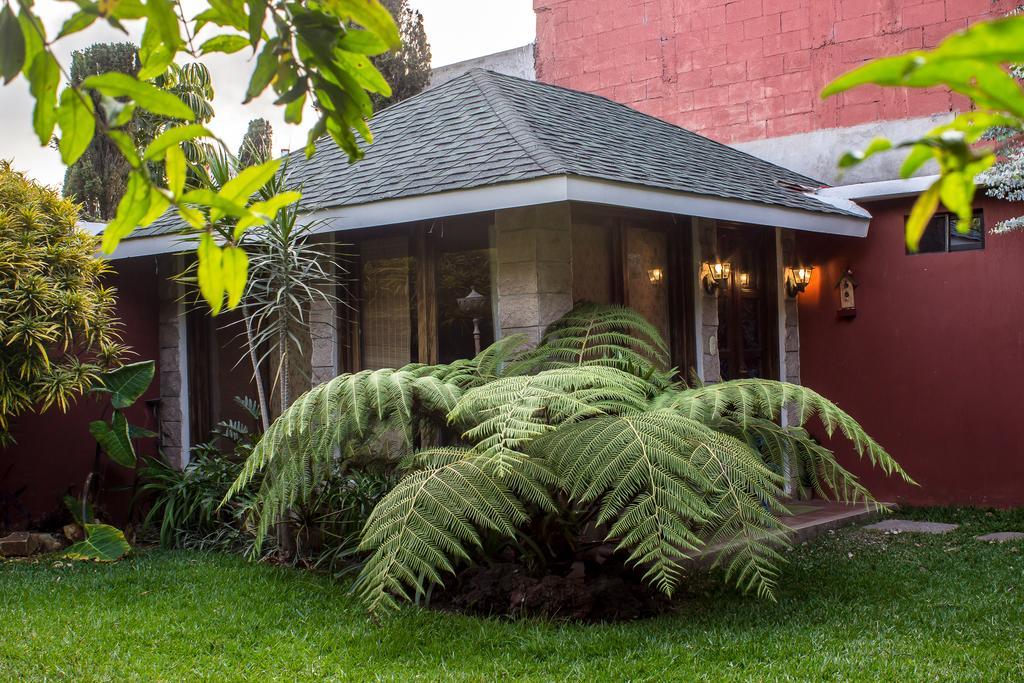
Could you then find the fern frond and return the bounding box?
[518,303,670,381]
[668,379,914,484]
[355,448,553,617]
[540,409,721,596]
[683,429,790,599]
[721,416,877,506]
[452,366,652,475]
[224,367,469,549]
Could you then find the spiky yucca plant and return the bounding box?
[226,304,911,617]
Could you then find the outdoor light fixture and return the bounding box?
[456,286,489,355]
[701,259,731,294]
[647,267,664,284]
[785,265,814,297]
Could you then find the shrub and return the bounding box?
[227,304,912,617]
[0,160,125,445]
[139,396,390,572]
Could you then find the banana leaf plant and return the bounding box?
[65,360,156,562]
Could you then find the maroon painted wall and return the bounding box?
[797,197,1024,507]
[0,256,161,531]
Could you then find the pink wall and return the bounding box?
[797,197,1024,507]
[0,257,161,531]
[535,0,1014,143]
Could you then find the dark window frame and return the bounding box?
[905,209,985,255]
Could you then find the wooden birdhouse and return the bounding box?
[835,268,858,319]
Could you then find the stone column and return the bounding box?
[695,217,721,383]
[494,203,574,345]
[780,230,801,385]
[156,254,189,469]
[309,237,339,386]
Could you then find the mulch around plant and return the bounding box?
[430,560,675,622]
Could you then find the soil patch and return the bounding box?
[431,560,674,622]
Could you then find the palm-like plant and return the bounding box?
[226,304,911,617]
[181,148,341,428]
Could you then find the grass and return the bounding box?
[2,508,1023,682]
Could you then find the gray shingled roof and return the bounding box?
[137,69,854,239]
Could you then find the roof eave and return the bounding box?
[102,174,870,259]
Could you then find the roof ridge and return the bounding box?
[478,69,826,188]
[466,70,565,175]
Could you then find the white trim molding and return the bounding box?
[104,175,872,259]
[816,175,940,202]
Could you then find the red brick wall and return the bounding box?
[534,0,1015,143]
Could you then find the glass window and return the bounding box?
[434,225,495,364]
[908,210,984,254]
[360,237,417,369]
[624,226,671,356]
[572,222,615,304]
[949,212,985,251]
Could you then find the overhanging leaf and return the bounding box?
[142,124,213,161]
[321,0,400,49]
[56,89,96,165]
[82,72,194,120]
[198,232,225,314]
[905,181,941,252]
[221,245,249,309]
[27,51,60,145]
[0,4,25,84]
[64,524,131,562]
[102,172,152,253]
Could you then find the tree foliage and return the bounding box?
[822,16,1024,250]
[61,43,139,221]
[0,160,126,444]
[225,304,911,618]
[371,0,431,109]
[0,0,401,311]
[238,118,274,170]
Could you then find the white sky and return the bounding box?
[0,0,536,188]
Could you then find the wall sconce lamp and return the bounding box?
[647,267,664,284]
[701,259,731,294]
[785,265,814,297]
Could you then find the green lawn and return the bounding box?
[3,509,1023,682]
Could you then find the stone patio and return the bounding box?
[864,519,959,534]
[975,531,1024,543]
[780,500,888,544]
[692,500,885,563]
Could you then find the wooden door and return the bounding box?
[717,227,778,381]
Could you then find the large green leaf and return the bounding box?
[82,72,194,120]
[142,124,213,161]
[64,524,131,562]
[27,51,59,145]
[322,0,401,49]
[97,361,155,409]
[89,412,136,468]
[0,4,25,84]
[56,88,96,165]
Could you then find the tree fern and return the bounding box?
[225,304,911,618]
